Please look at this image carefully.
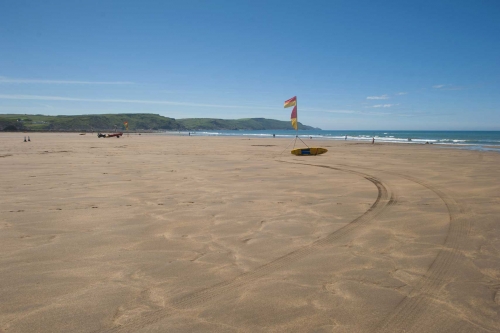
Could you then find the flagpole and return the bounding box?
[295,97,309,148]
[292,96,299,149]
[292,96,298,149]
[296,96,298,135]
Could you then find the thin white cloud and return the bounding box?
[0,94,279,110]
[38,104,54,109]
[372,104,397,108]
[161,90,199,94]
[432,84,467,91]
[0,76,133,85]
[303,108,357,114]
[396,92,407,95]
[304,107,396,116]
[367,95,389,100]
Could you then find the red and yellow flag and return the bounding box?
[284,96,297,108]
[290,106,298,130]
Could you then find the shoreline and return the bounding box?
[7,129,500,152]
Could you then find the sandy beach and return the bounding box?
[0,133,499,333]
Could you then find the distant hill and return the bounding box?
[176,117,318,130]
[0,114,320,131]
[0,114,178,131]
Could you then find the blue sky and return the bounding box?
[1,0,499,130]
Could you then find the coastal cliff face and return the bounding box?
[0,114,319,131]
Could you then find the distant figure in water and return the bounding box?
[310,136,312,139]
[345,135,347,140]
[372,137,375,144]
[188,132,190,136]
[273,134,275,138]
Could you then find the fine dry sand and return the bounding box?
[0,133,499,333]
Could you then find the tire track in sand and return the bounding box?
[375,174,472,333]
[95,164,393,333]
[334,164,472,333]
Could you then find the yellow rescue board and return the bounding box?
[291,147,328,156]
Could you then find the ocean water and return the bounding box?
[176,130,500,151]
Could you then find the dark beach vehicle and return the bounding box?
[97,132,123,138]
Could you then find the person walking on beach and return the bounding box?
[372,137,375,144]
[345,135,347,140]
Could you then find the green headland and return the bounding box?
[0,114,319,132]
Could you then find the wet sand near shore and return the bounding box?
[0,133,499,333]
